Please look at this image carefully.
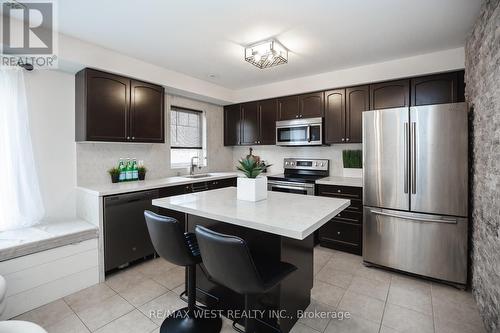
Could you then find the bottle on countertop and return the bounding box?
[125,158,133,181]
[132,159,138,180]
[118,158,126,182]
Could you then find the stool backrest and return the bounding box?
[144,210,198,266]
[195,225,263,294]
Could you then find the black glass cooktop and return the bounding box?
[267,173,325,184]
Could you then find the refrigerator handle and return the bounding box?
[369,209,457,224]
[404,122,409,194]
[411,122,417,194]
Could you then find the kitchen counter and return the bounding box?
[316,176,363,187]
[76,172,238,196]
[153,187,350,240]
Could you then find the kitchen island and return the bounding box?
[152,187,349,333]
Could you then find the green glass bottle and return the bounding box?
[125,158,132,181]
[118,158,125,182]
[132,159,138,180]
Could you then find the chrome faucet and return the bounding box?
[190,156,201,175]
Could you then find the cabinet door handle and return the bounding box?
[337,232,341,235]
[346,138,350,142]
[295,115,299,118]
[341,138,345,142]
[132,136,135,140]
[127,136,130,140]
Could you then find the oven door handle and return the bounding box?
[270,184,310,192]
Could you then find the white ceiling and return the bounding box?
[57,0,481,89]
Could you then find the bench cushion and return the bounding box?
[0,220,98,262]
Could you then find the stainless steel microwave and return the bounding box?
[276,117,323,146]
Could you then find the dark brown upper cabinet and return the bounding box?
[324,89,345,144]
[299,92,324,119]
[259,99,278,145]
[75,68,165,143]
[411,72,459,106]
[240,101,260,145]
[224,104,241,146]
[324,86,368,144]
[277,95,299,120]
[346,85,369,143]
[370,79,409,110]
[130,80,165,143]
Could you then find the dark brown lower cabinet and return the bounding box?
[317,184,363,255]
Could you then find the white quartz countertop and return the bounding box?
[77,172,239,196]
[152,187,350,240]
[315,176,363,187]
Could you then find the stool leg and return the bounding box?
[244,294,256,333]
[187,264,196,313]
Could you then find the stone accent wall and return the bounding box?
[465,1,500,332]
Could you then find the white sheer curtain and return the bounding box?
[0,68,44,231]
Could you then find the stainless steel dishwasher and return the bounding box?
[104,189,159,272]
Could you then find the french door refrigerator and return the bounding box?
[362,103,468,285]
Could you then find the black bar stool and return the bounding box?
[194,225,297,333]
[144,211,222,333]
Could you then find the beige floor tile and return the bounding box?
[290,322,322,333]
[112,277,168,307]
[74,294,134,331]
[387,283,432,315]
[347,276,390,301]
[64,283,117,313]
[171,284,185,295]
[105,268,145,292]
[434,315,486,333]
[148,327,160,333]
[138,291,186,326]
[338,290,385,323]
[298,299,336,332]
[382,303,434,333]
[44,313,90,333]
[432,295,484,327]
[94,309,158,333]
[132,258,176,277]
[431,283,476,308]
[311,279,345,308]
[379,326,399,333]
[327,255,362,274]
[14,299,74,328]
[354,264,392,283]
[316,260,354,289]
[325,316,380,333]
[314,247,334,275]
[150,266,186,290]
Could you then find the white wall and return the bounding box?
[232,144,362,177]
[25,70,76,222]
[234,47,465,102]
[76,94,233,186]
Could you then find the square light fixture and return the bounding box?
[244,39,288,69]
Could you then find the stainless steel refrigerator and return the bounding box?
[362,103,468,285]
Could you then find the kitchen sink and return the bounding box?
[183,173,214,179]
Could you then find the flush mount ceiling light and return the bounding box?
[244,39,288,69]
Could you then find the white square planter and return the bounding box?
[342,168,362,178]
[237,176,268,202]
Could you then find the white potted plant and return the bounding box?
[342,150,363,178]
[236,156,269,202]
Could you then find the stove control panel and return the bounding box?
[283,158,329,171]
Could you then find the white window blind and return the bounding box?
[170,106,203,149]
[170,106,206,167]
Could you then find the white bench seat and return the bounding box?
[0,220,98,262]
[0,221,99,319]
